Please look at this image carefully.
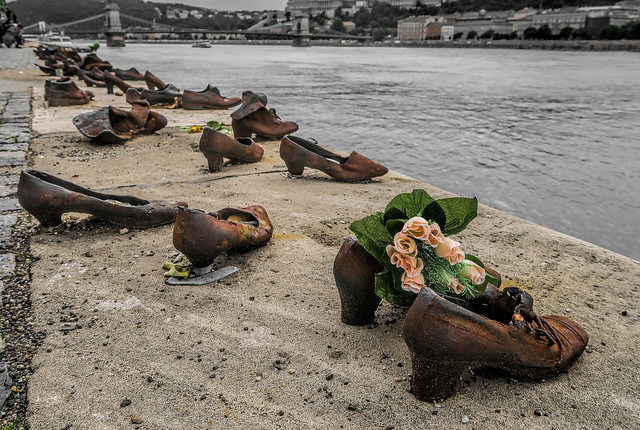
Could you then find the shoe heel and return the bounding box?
[232,120,252,139]
[283,158,305,176]
[31,210,63,228]
[206,153,224,172]
[105,81,114,94]
[409,354,464,402]
[333,238,381,325]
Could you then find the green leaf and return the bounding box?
[464,253,484,268]
[434,197,478,236]
[348,212,392,260]
[384,189,435,221]
[384,218,406,236]
[421,200,446,227]
[374,268,416,307]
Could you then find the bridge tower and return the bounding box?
[291,11,311,47]
[104,2,125,47]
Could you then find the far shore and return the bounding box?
[72,38,640,52]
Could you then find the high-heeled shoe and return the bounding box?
[173,205,273,268]
[17,170,183,228]
[199,127,263,172]
[144,71,167,90]
[280,135,388,181]
[102,70,143,95]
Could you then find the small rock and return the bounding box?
[534,410,542,416]
[120,398,131,407]
[119,228,129,235]
[130,416,143,424]
[325,373,334,381]
[254,376,262,382]
[461,415,469,424]
[288,369,296,374]
[621,311,628,316]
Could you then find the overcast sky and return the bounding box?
[150,0,288,11]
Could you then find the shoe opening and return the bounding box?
[287,136,348,164]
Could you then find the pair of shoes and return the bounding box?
[231,91,298,139]
[47,78,94,107]
[199,127,263,172]
[280,135,388,182]
[333,238,589,402]
[17,170,183,228]
[103,70,143,95]
[173,205,273,268]
[72,88,167,144]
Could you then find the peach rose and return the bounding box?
[401,271,425,294]
[426,222,445,247]
[386,246,423,277]
[393,232,417,257]
[435,237,465,265]
[441,271,464,294]
[401,217,431,241]
[459,260,486,285]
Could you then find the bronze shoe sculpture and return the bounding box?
[173,205,273,268]
[17,170,183,228]
[181,85,242,110]
[403,285,588,402]
[199,127,263,171]
[231,91,298,139]
[79,53,112,71]
[77,69,106,87]
[280,135,388,181]
[141,84,181,106]
[35,63,57,75]
[115,67,145,81]
[103,70,143,95]
[47,78,94,107]
[45,77,72,101]
[72,89,167,144]
[144,71,167,90]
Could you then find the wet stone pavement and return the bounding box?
[0,90,31,420]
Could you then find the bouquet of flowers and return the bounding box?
[349,189,498,306]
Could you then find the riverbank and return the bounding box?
[113,38,640,51]
[2,57,640,429]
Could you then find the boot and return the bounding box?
[17,170,184,229]
[231,93,298,139]
[280,135,388,181]
[48,79,94,107]
[333,238,383,325]
[403,286,589,402]
[144,71,167,90]
[181,85,241,110]
[199,127,263,171]
[173,205,273,268]
[115,67,145,81]
[141,84,181,106]
[103,70,143,95]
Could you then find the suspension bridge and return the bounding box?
[23,2,367,47]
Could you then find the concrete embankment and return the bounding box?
[1,51,639,429]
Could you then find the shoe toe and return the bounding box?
[543,315,589,362]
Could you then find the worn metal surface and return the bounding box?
[199,127,262,172]
[165,265,240,286]
[181,85,241,110]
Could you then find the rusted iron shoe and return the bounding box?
[280,135,388,181]
[199,127,263,171]
[403,286,589,402]
[173,205,273,268]
[141,84,181,106]
[115,67,145,81]
[181,85,242,110]
[231,91,298,139]
[45,77,71,101]
[17,170,183,228]
[103,70,143,95]
[333,238,383,325]
[77,69,106,88]
[47,79,94,107]
[144,71,167,90]
[35,63,57,75]
[72,93,167,144]
[79,53,113,71]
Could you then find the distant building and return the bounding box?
[396,15,435,41]
[452,10,515,37]
[342,21,356,32]
[286,0,424,14]
[531,8,588,34]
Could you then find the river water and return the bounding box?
[101,44,640,260]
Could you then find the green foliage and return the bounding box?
[600,25,623,40]
[480,29,495,39]
[348,211,392,261]
[331,17,345,33]
[536,24,552,40]
[467,30,478,39]
[1,422,18,430]
[573,27,591,40]
[560,26,575,40]
[384,189,435,221]
[373,27,390,41]
[523,26,538,40]
[453,31,463,40]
